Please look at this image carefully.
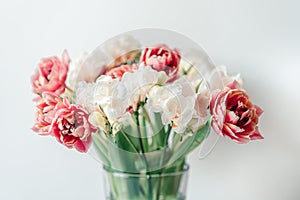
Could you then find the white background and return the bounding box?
[1,0,300,199]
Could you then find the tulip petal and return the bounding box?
[225,111,239,124]
[226,80,240,90]
[250,127,264,140]
[62,49,70,67]
[254,105,264,116]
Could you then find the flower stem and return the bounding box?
[164,124,172,145]
[134,108,153,200]
[156,124,172,200]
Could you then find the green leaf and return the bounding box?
[114,128,141,153]
[149,112,165,150]
[195,79,203,93]
[182,64,193,75]
[92,131,110,165]
[167,118,212,165]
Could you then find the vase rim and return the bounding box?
[102,164,190,178]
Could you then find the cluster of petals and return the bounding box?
[140,45,180,81]
[210,81,263,144]
[147,78,196,133]
[31,50,69,95]
[67,35,141,86]
[32,93,96,152]
[49,98,97,152]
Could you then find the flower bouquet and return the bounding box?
[31,29,263,200]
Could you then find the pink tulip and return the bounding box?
[140,45,180,81]
[31,50,69,95]
[49,98,97,153]
[210,81,264,144]
[32,92,62,135]
[105,64,138,79]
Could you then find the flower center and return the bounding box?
[231,101,251,126]
[60,118,75,135]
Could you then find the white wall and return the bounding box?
[1,0,299,199]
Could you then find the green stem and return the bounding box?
[134,109,153,200]
[120,130,141,155]
[164,124,172,145]
[92,133,110,165]
[156,124,172,200]
[141,110,148,152]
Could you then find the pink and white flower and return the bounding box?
[210,80,263,144]
[105,64,138,79]
[31,50,69,95]
[140,45,180,81]
[32,92,62,135]
[49,98,97,153]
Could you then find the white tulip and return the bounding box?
[147,77,196,133]
[76,75,127,125]
[208,65,243,89]
[114,65,168,112]
[75,81,96,112]
[68,35,141,86]
[67,52,89,90]
[93,76,119,107]
[93,76,123,124]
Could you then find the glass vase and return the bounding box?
[102,164,189,200]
